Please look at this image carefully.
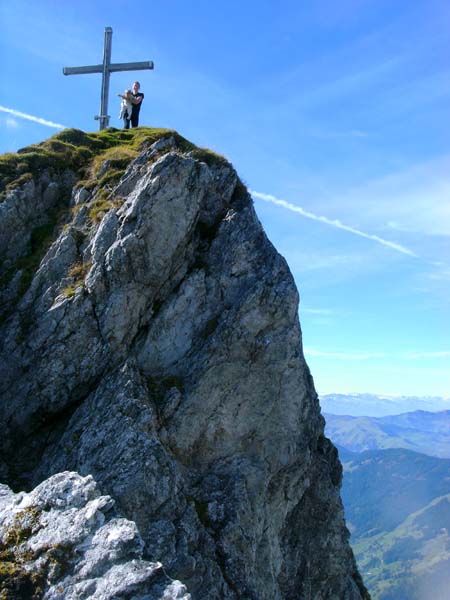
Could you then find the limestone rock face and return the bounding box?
[0,131,370,599]
[0,471,190,599]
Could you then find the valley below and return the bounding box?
[323,394,450,600]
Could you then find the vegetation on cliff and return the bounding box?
[0,127,231,201]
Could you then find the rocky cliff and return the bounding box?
[0,128,370,599]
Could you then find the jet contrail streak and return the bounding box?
[0,105,66,129]
[251,190,417,257]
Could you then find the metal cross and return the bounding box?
[63,27,154,130]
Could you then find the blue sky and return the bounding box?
[1,0,449,397]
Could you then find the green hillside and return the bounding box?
[337,448,450,600]
[354,495,450,600]
[339,447,450,537]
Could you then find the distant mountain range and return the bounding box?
[339,448,450,600]
[325,410,450,458]
[320,393,450,417]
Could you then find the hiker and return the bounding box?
[122,81,144,129]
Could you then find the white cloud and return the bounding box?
[305,347,450,361]
[304,348,386,360]
[5,117,19,128]
[300,307,334,315]
[0,106,66,129]
[285,251,365,273]
[404,351,450,359]
[332,155,450,237]
[310,129,369,140]
[251,190,417,257]
[425,266,450,282]
[281,54,406,111]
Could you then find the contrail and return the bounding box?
[251,190,417,257]
[0,105,66,130]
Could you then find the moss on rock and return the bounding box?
[0,507,45,600]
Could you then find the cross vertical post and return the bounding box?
[99,27,113,130]
[63,27,154,131]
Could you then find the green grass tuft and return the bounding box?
[61,259,92,298]
[190,147,229,168]
[88,198,123,224]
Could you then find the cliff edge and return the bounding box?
[0,128,369,599]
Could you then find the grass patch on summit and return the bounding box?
[190,147,229,168]
[0,127,194,200]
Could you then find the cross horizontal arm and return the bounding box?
[63,61,154,76]
[109,61,154,72]
[63,65,103,75]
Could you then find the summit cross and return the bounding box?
[63,27,154,130]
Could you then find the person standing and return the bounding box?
[123,81,144,129]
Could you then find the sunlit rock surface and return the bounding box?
[0,472,190,599]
